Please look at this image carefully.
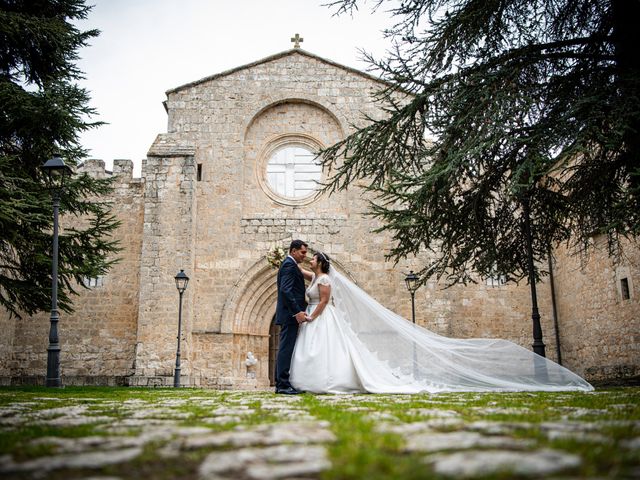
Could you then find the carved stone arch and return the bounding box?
[243,97,346,140]
[220,254,359,338]
[219,258,277,336]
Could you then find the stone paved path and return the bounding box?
[0,387,638,479]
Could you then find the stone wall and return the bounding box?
[5,159,144,385]
[552,237,640,381]
[415,274,558,360]
[67,159,143,382]
[129,139,197,386]
[0,310,15,384]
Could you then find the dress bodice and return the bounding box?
[306,274,331,304]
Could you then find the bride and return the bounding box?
[289,251,593,394]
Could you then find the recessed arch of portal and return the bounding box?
[220,255,358,337]
[243,98,346,141]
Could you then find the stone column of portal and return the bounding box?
[130,134,197,386]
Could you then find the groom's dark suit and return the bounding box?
[275,256,307,391]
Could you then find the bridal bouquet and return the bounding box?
[266,245,286,269]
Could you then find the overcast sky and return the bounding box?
[75,0,393,176]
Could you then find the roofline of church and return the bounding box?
[165,48,393,95]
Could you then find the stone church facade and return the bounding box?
[1,49,638,387]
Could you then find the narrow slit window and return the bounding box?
[621,278,630,300]
[197,164,202,181]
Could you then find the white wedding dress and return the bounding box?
[289,270,593,394]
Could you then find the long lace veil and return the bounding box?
[328,268,593,392]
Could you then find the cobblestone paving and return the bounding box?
[0,387,638,479]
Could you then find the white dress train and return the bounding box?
[289,271,593,394]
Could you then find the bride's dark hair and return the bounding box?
[315,252,330,273]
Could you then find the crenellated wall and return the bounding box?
[5,158,144,385]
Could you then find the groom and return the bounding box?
[274,239,308,394]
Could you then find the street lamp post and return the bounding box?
[522,195,546,358]
[404,271,419,324]
[404,270,420,378]
[174,269,189,387]
[41,153,72,387]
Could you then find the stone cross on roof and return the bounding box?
[291,33,304,48]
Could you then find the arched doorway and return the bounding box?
[268,314,280,386]
[219,256,356,388]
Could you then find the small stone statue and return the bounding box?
[245,351,257,378]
